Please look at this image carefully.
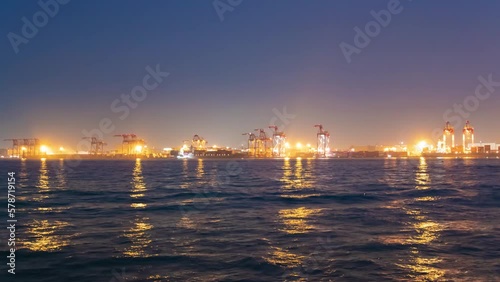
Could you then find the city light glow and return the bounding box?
[417,141,428,152]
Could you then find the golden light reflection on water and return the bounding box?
[277,159,321,234]
[22,159,73,252]
[280,156,315,198]
[265,246,305,267]
[17,159,29,202]
[122,216,154,257]
[383,158,399,188]
[38,158,49,188]
[180,159,190,189]
[280,193,321,199]
[405,217,443,245]
[55,158,67,189]
[415,158,430,190]
[197,158,204,178]
[177,216,196,229]
[415,196,437,202]
[398,248,445,282]
[34,159,50,203]
[122,159,155,258]
[19,158,28,184]
[264,159,321,275]
[131,159,147,209]
[279,207,322,234]
[294,158,303,188]
[397,157,445,281]
[176,158,209,237]
[280,157,293,188]
[22,220,71,252]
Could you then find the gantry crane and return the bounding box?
[3,139,21,157]
[242,132,257,157]
[268,125,286,157]
[192,135,207,151]
[314,124,330,158]
[442,121,455,153]
[462,120,474,153]
[3,138,40,157]
[114,134,145,155]
[114,134,134,154]
[254,129,271,157]
[82,137,106,155]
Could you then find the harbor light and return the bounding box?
[40,145,48,153]
[416,141,429,152]
[135,145,143,153]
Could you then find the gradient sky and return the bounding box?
[1,0,500,151]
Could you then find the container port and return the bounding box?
[2,120,499,160]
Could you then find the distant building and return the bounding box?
[469,142,499,153]
[0,148,7,157]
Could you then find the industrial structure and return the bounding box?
[3,138,40,157]
[431,120,500,155]
[191,135,207,151]
[242,132,257,157]
[269,125,286,157]
[114,134,146,155]
[254,129,271,157]
[441,121,455,153]
[314,124,330,157]
[463,120,474,152]
[82,137,106,155]
[3,118,500,160]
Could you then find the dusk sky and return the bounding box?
[1,0,500,151]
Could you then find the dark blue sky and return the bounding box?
[1,0,499,151]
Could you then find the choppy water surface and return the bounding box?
[0,158,499,281]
